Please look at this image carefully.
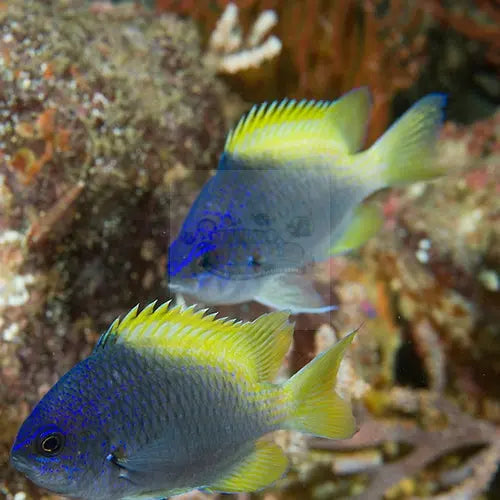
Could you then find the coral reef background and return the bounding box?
[155,0,499,141]
[0,1,499,499]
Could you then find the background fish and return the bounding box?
[10,302,356,500]
[167,88,447,313]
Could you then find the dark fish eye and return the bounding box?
[197,253,212,270]
[248,252,262,268]
[37,431,65,457]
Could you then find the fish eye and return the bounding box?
[196,253,212,270]
[248,252,262,268]
[37,431,65,457]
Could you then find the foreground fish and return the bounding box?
[167,88,446,313]
[11,302,356,500]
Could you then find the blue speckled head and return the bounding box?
[166,160,312,305]
[10,356,119,499]
[167,220,270,305]
[167,175,222,282]
[166,224,223,302]
[167,228,217,280]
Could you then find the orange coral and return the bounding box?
[10,107,72,184]
[281,0,427,143]
[26,181,85,248]
[55,129,72,152]
[42,61,54,79]
[35,107,56,138]
[14,122,35,139]
[9,148,37,183]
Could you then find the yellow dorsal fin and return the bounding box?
[207,438,288,493]
[326,87,371,153]
[223,87,372,162]
[95,301,293,382]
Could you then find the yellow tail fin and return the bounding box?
[367,94,447,186]
[283,332,357,439]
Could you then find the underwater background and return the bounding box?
[0,0,498,499]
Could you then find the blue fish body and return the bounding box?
[11,303,357,499]
[167,89,446,313]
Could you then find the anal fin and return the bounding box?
[123,489,190,499]
[330,203,383,255]
[207,439,288,493]
[256,273,336,314]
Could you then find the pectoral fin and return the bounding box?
[256,273,336,314]
[207,439,288,493]
[330,204,383,255]
[110,438,176,475]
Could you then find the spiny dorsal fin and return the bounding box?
[326,87,371,153]
[223,87,372,162]
[95,301,293,382]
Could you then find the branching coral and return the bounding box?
[426,0,500,67]
[280,0,428,142]
[309,389,500,499]
[205,2,282,74]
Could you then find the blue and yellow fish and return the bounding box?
[167,88,446,313]
[10,302,356,499]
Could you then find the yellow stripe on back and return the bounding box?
[223,88,372,163]
[96,301,293,383]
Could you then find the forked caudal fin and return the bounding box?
[283,331,357,439]
[363,93,447,187]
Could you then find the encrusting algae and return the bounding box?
[0,0,229,330]
[0,1,232,497]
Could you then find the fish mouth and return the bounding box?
[10,454,70,494]
[10,453,32,476]
[168,276,197,293]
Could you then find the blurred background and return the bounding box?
[0,1,498,498]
